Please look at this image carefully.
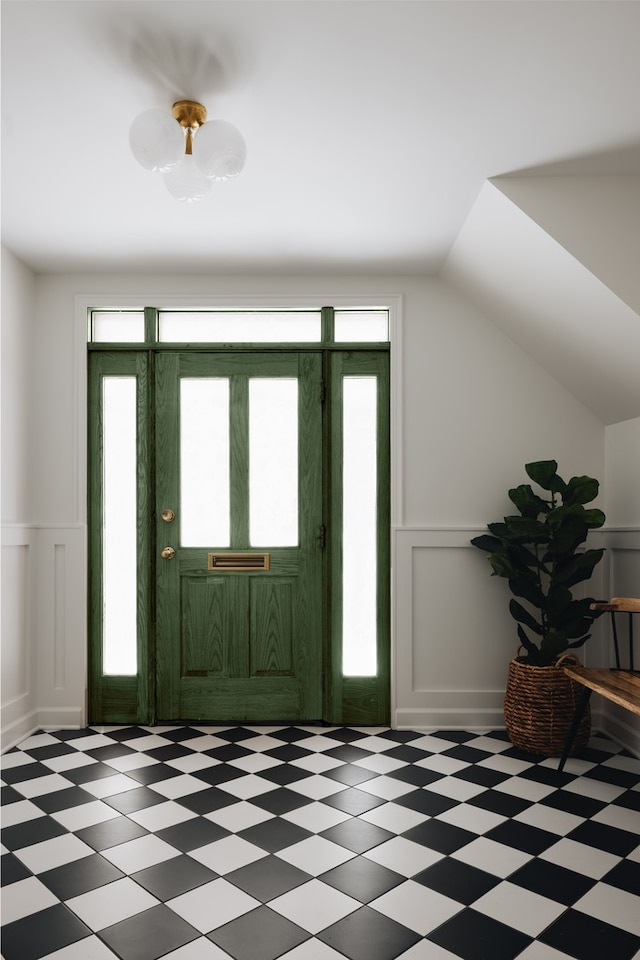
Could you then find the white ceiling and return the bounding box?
[2,0,640,422]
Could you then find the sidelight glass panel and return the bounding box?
[160,311,321,343]
[102,377,137,675]
[180,379,230,546]
[342,377,377,675]
[335,310,388,342]
[249,379,298,546]
[92,311,145,342]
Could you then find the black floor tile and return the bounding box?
[541,789,606,819]
[39,852,124,899]
[441,745,494,764]
[539,907,640,960]
[468,788,531,818]
[238,817,313,853]
[454,765,510,788]
[63,761,119,784]
[32,785,95,814]
[507,857,596,905]
[75,815,149,851]
[251,786,313,815]
[484,819,559,856]
[132,854,218,900]
[22,743,76,762]
[323,787,387,816]
[1,850,33,885]
[86,743,136,762]
[208,905,309,960]
[259,763,312,786]
[403,819,476,854]
[1,785,25,805]
[145,743,195,762]
[394,789,458,817]
[0,903,91,960]
[320,856,405,902]
[124,763,182,786]
[204,743,253,762]
[156,816,229,851]
[1,762,52,785]
[100,903,200,960]
[324,744,376,763]
[226,854,311,901]
[387,765,443,787]
[320,818,395,854]
[176,785,237,815]
[428,907,532,960]
[2,815,67,851]
[213,726,256,743]
[104,785,168,814]
[318,904,421,960]
[266,743,318,763]
[414,856,500,904]
[602,858,640,894]
[567,819,640,857]
[614,788,640,812]
[324,763,379,787]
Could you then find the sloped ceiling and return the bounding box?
[1,1,640,423]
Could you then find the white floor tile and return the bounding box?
[227,753,284,774]
[189,834,268,874]
[204,800,274,833]
[286,775,348,800]
[64,734,115,752]
[472,880,565,936]
[11,734,60,751]
[80,773,142,798]
[574,883,640,936]
[215,774,279,800]
[516,943,578,959]
[12,773,74,798]
[162,939,233,960]
[356,775,415,801]
[406,736,458,755]
[120,734,175,751]
[167,878,260,934]
[282,801,350,834]
[100,833,181,872]
[238,735,291,753]
[603,754,640,775]
[415,755,470,775]
[148,773,212,800]
[591,804,640,835]
[102,753,160,772]
[464,737,512,755]
[437,802,507,834]
[396,943,461,959]
[279,940,347,959]
[40,753,99,774]
[370,879,462,934]
[51,800,121,832]
[41,936,121,959]
[14,833,94,874]
[67,876,159,930]
[128,800,197,832]
[360,801,428,834]
[290,754,345,774]
[477,755,534,776]
[561,778,626,802]
[451,837,532,878]
[165,754,225,773]
[270,878,360,933]
[427,777,487,802]
[540,838,621,880]
[352,754,406,774]
[276,835,355,876]
[1,875,59,924]
[1,751,40,770]
[494,777,557,802]
[363,837,443,877]
[514,804,584,836]
[1,798,46,827]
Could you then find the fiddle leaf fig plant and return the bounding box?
[471,460,606,666]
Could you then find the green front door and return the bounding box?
[154,352,323,721]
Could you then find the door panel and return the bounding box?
[155,352,322,721]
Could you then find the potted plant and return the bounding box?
[471,460,605,755]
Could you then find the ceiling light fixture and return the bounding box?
[129,100,246,203]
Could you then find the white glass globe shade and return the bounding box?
[129,109,184,173]
[192,119,247,180]
[163,155,212,203]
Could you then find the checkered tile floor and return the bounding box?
[2,726,639,960]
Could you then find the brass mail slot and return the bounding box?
[208,552,271,572]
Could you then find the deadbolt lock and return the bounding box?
[161,546,176,560]
[161,509,176,523]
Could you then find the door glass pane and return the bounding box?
[249,379,298,546]
[160,311,321,343]
[342,377,377,675]
[181,379,230,546]
[92,311,145,342]
[102,377,137,675]
[335,310,389,342]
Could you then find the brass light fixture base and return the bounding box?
[172,100,207,129]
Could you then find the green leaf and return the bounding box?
[517,625,540,662]
[487,554,515,578]
[525,460,565,494]
[563,475,599,506]
[470,534,502,553]
[503,516,549,542]
[508,576,544,607]
[509,599,543,635]
[583,508,606,529]
[539,630,569,663]
[545,513,589,555]
[508,484,549,519]
[554,549,605,588]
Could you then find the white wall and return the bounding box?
[2,247,38,747]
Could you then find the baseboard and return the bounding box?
[1,711,40,753]
[394,707,505,731]
[598,713,640,759]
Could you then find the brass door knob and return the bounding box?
[161,509,176,522]
[161,546,176,560]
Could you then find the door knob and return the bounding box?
[161,546,176,560]
[161,509,176,523]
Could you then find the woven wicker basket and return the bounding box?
[503,654,591,756]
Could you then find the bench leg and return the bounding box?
[558,686,592,772]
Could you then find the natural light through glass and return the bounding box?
[160,312,321,343]
[342,377,377,676]
[180,379,230,546]
[249,379,298,546]
[92,311,145,342]
[335,310,388,342]
[102,377,137,675]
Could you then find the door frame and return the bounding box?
[80,295,402,726]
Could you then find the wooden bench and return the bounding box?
[558,598,640,772]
